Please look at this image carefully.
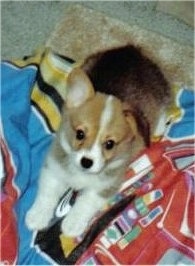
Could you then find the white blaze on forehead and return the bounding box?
[83,95,114,172]
[98,95,114,136]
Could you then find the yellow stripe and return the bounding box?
[167,84,182,120]
[40,49,80,100]
[60,234,77,257]
[11,48,84,135]
[31,84,61,132]
[11,47,45,67]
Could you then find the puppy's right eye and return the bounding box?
[104,139,115,150]
[76,129,85,140]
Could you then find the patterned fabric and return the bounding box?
[1,49,194,265]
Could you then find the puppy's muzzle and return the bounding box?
[81,157,93,169]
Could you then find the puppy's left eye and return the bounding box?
[76,129,85,140]
[104,140,115,150]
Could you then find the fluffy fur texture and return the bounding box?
[26,45,171,237]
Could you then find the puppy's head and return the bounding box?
[59,68,144,174]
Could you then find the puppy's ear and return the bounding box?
[123,103,150,147]
[66,68,95,108]
[123,109,138,137]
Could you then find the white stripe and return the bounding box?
[48,52,74,73]
[99,96,114,136]
[87,96,114,172]
[75,95,115,173]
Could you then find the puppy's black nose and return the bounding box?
[81,157,93,169]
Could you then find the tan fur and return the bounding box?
[63,92,141,163]
[68,93,106,150]
[59,66,147,175]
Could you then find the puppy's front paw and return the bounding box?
[61,214,88,237]
[25,206,51,231]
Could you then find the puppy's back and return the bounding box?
[82,45,171,145]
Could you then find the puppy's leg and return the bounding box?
[61,190,106,237]
[25,164,66,231]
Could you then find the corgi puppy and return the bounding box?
[25,67,144,237]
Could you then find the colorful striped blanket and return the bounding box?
[1,49,194,265]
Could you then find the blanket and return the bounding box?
[1,49,194,265]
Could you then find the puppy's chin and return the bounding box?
[76,165,104,175]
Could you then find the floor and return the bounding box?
[1,1,194,60]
